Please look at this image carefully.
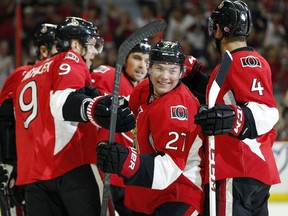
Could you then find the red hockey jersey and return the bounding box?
[205,47,280,185]
[14,50,98,185]
[126,79,205,214]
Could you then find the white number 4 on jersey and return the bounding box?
[251,78,264,96]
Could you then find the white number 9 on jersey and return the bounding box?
[19,81,38,128]
[59,63,71,75]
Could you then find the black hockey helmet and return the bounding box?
[33,23,56,49]
[208,0,252,38]
[129,38,152,54]
[55,16,104,53]
[150,40,186,65]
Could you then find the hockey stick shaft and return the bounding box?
[0,164,13,216]
[100,19,167,216]
[0,190,11,216]
[208,50,232,216]
[108,19,167,144]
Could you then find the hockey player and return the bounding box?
[91,38,151,215]
[96,40,205,215]
[13,16,135,215]
[0,23,57,215]
[0,23,57,105]
[194,1,280,215]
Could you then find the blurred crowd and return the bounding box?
[0,0,288,139]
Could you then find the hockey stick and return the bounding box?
[0,164,13,216]
[0,190,11,216]
[100,19,167,216]
[208,50,232,216]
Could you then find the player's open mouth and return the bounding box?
[158,81,170,86]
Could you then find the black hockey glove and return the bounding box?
[0,164,25,207]
[182,55,205,81]
[96,141,140,178]
[83,85,101,98]
[194,104,245,137]
[0,164,13,190]
[86,95,136,132]
[181,55,208,104]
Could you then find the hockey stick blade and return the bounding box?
[100,19,167,216]
[208,50,232,216]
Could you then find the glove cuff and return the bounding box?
[229,105,245,137]
[86,96,103,127]
[120,147,140,178]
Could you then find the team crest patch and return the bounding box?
[170,105,188,120]
[65,52,79,62]
[240,56,261,68]
[92,65,110,73]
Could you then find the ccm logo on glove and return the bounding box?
[232,105,244,135]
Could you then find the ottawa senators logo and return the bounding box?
[68,18,79,26]
[171,105,188,121]
[240,56,261,68]
[40,25,47,33]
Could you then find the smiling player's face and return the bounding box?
[149,62,182,97]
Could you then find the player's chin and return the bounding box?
[134,73,146,80]
[86,59,93,68]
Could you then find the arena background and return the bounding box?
[0,0,287,215]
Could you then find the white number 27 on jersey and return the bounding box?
[166,132,186,152]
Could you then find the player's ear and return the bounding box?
[180,71,184,79]
[39,45,48,59]
[214,24,223,39]
[147,67,152,76]
[71,40,83,54]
